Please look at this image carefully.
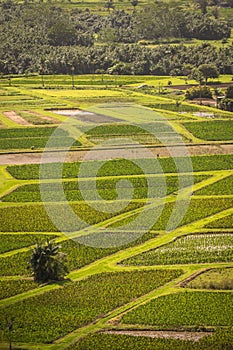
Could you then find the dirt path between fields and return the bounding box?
[0,143,232,165]
[103,330,212,341]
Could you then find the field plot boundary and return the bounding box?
[0,84,232,349]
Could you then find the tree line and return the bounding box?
[0,1,232,75]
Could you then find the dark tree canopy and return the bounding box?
[198,64,220,83]
[28,240,68,283]
[0,2,232,75]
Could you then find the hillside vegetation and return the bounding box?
[0,0,233,75]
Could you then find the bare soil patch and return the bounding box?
[190,98,216,107]
[103,330,212,342]
[51,109,123,123]
[3,111,31,126]
[0,143,232,165]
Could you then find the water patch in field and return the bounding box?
[51,109,123,123]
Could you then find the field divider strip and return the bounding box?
[1,222,233,325]
[168,120,201,143]
[0,169,219,203]
[101,208,233,270]
[52,261,233,349]
[0,174,230,258]
[0,172,232,305]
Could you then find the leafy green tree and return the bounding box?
[105,0,114,12]
[194,0,208,14]
[28,240,68,283]
[131,0,138,13]
[48,20,76,46]
[98,26,117,43]
[225,85,233,98]
[219,98,233,111]
[190,67,204,84]
[198,63,219,84]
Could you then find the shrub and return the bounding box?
[185,86,212,100]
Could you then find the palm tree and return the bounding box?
[131,0,138,13]
[28,240,68,283]
[105,0,114,13]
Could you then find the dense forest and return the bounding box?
[0,0,233,75]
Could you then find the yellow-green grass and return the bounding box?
[1,75,232,89]
[0,77,233,349]
[186,267,233,290]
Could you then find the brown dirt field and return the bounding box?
[0,143,232,165]
[103,330,212,342]
[3,111,32,126]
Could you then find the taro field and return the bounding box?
[0,75,232,350]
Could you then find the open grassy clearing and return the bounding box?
[186,267,233,290]
[122,291,233,328]
[122,233,233,266]
[0,270,181,343]
[2,74,232,88]
[0,75,190,89]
